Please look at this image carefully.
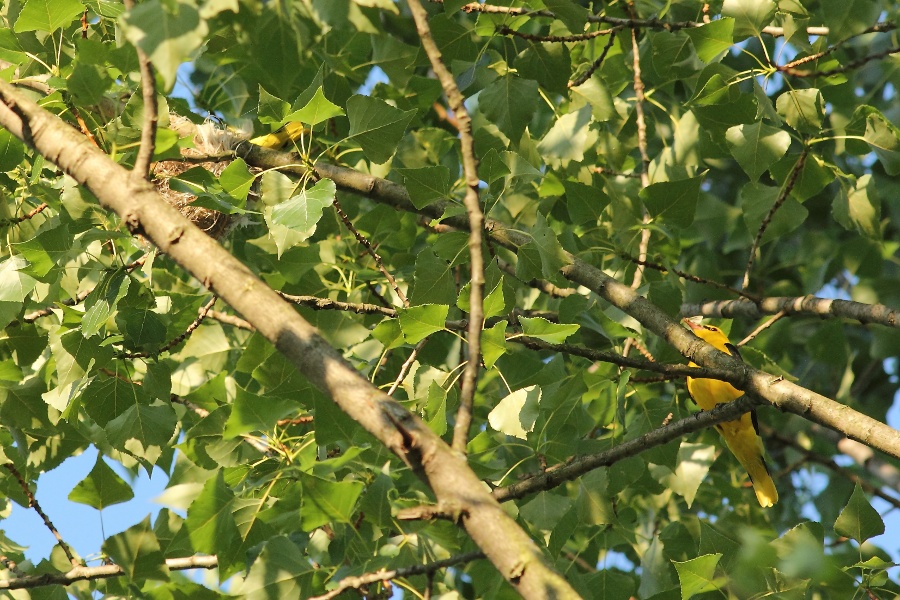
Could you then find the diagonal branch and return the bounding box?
[0,77,579,600]
[742,148,808,290]
[492,395,762,502]
[2,464,80,568]
[230,146,900,464]
[407,0,485,454]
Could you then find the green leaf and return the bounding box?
[122,0,208,90]
[863,110,900,175]
[479,75,539,143]
[650,443,716,508]
[219,158,255,202]
[821,0,880,36]
[541,0,589,33]
[721,0,776,38]
[102,516,169,582]
[488,385,541,440]
[478,148,511,184]
[537,105,593,165]
[725,122,791,181]
[234,536,316,598]
[299,472,364,530]
[82,269,131,337]
[106,403,177,464]
[68,455,135,510]
[740,182,808,244]
[68,62,113,105]
[14,0,83,32]
[834,483,885,543]
[184,471,239,554]
[776,89,824,134]
[397,304,448,344]
[0,129,25,172]
[519,316,579,344]
[264,178,336,257]
[638,536,676,597]
[285,86,344,127]
[684,18,734,63]
[410,249,455,306]
[84,376,150,427]
[482,320,507,369]
[515,213,571,281]
[394,166,451,209]
[347,95,416,164]
[673,554,723,599]
[0,255,39,304]
[14,222,71,281]
[257,86,290,125]
[564,180,609,225]
[641,176,702,228]
[515,42,570,95]
[686,73,730,107]
[116,307,168,352]
[223,387,298,439]
[832,175,880,239]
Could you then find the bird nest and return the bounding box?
[151,116,245,239]
[153,159,230,239]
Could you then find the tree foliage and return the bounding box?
[1,0,900,598]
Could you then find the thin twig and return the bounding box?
[742,148,808,290]
[333,197,409,307]
[623,18,652,359]
[206,309,254,330]
[497,24,617,43]
[765,428,900,511]
[124,0,157,179]
[619,252,760,301]
[736,310,786,347]
[493,394,762,502]
[450,1,838,36]
[496,259,575,297]
[569,27,620,88]
[387,339,428,396]
[120,295,217,359]
[779,45,900,78]
[779,23,896,69]
[280,292,397,317]
[2,464,80,568]
[309,551,485,600]
[408,0,485,454]
[0,202,49,228]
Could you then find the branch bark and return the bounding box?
[0,556,218,590]
[406,0,486,454]
[681,296,900,329]
[0,79,579,600]
[230,145,900,464]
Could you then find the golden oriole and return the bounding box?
[249,122,307,149]
[683,319,778,507]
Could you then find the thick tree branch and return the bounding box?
[0,78,577,600]
[0,555,218,590]
[231,146,900,464]
[407,0,485,454]
[681,296,900,329]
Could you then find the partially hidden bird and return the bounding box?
[250,122,307,149]
[683,319,778,507]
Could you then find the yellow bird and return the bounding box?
[683,319,778,508]
[249,122,307,149]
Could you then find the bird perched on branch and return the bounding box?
[683,319,778,507]
[250,122,307,149]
